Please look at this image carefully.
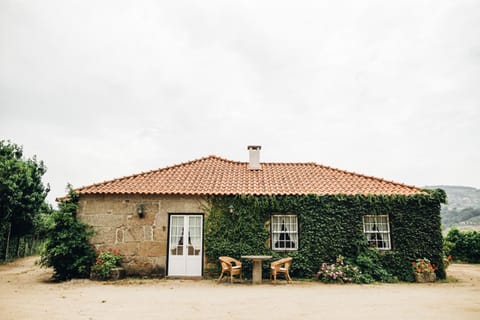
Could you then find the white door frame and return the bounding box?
[167,214,203,277]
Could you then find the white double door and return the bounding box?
[167,214,203,277]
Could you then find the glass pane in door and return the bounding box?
[170,216,184,256]
[188,216,202,256]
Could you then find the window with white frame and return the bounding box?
[271,214,298,251]
[362,215,391,250]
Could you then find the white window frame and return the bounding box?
[362,215,391,250]
[271,214,298,252]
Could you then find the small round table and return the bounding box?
[241,255,272,284]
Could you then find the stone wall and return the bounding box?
[77,194,208,276]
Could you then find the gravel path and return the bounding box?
[1,257,479,320]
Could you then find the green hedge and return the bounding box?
[445,228,480,263]
[205,189,446,281]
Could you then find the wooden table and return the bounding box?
[241,255,272,284]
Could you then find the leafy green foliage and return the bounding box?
[0,140,49,237]
[0,203,53,261]
[348,248,397,283]
[445,228,480,263]
[40,187,96,280]
[32,204,55,238]
[205,189,445,282]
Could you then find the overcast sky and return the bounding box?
[1,0,479,206]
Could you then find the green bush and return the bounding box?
[445,228,480,263]
[40,187,96,280]
[350,248,397,283]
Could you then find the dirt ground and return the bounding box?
[1,257,479,320]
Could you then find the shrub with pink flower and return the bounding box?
[316,255,360,284]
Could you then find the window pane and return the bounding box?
[188,216,202,255]
[271,214,298,251]
[272,216,281,232]
[363,215,391,250]
[170,216,184,256]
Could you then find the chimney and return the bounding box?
[247,145,262,170]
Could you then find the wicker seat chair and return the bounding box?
[270,257,293,284]
[217,256,243,283]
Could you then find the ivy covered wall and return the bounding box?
[205,189,446,281]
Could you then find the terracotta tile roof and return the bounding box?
[75,156,422,196]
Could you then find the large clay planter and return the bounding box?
[415,272,436,283]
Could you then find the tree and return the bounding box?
[0,140,49,235]
[1,140,49,259]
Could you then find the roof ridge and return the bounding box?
[260,161,419,191]
[206,155,242,164]
[258,161,317,165]
[74,155,241,191]
[312,162,420,191]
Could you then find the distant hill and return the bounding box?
[425,185,480,230]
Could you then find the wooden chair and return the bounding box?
[217,256,243,283]
[270,257,293,284]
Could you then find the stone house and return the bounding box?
[75,146,439,278]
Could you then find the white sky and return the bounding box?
[1,0,479,206]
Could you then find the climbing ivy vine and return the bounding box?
[204,189,446,281]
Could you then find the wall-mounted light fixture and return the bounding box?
[228,204,234,214]
[136,204,145,218]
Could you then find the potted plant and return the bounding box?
[412,258,436,283]
[91,248,124,280]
